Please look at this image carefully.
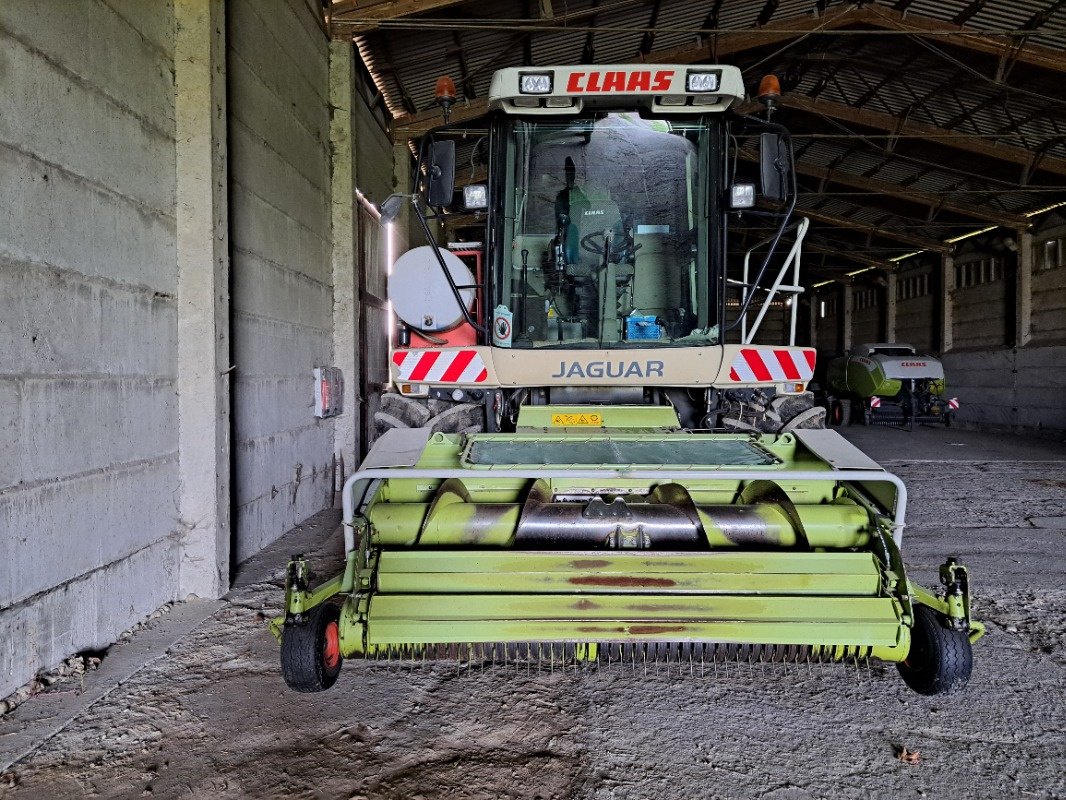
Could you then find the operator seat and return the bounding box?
[570,188,623,267]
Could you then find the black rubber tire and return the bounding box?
[280,603,343,692]
[373,389,485,440]
[897,605,972,696]
[829,398,851,427]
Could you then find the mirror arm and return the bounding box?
[723,127,797,331]
[411,195,486,336]
[403,129,486,337]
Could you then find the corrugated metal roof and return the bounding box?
[342,0,1066,270]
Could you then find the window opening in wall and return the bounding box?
[896,273,929,301]
[954,257,1004,288]
[1039,237,1064,271]
[853,288,876,310]
[820,295,837,318]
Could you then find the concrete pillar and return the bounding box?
[940,253,954,354]
[884,272,897,342]
[841,284,853,351]
[174,0,230,597]
[1016,230,1033,347]
[392,141,413,254]
[330,41,359,480]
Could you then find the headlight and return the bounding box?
[730,183,755,209]
[463,184,488,210]
[686,70,720,93]
[519,73,553,94]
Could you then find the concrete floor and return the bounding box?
[1,425,1064,799]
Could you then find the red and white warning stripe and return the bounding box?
[947,397,960,410]
[870,397,882,409]
[392,349,488,384]
[728,348,816,383]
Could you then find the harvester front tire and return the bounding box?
[898,605,972,696]
[373,390,484,440]
[280,603,342,693]
[720,391,826,433]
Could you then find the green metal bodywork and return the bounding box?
[272,405,983,667]
[827,355,946,399]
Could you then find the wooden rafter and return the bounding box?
[803,241,890,270]
[331,0,472,33]
[737,150,1029,228]
[774,93,1066,179]
[799,207,949,252]
[856,6,1066,73]
[334,0,653,34]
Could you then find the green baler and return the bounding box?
[272,406,983,695]
[825,344,959,428]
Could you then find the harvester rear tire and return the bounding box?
[280,603,342,693]
[897,605,972,696]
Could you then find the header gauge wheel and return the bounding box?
[281,603,343,693]
[898,605,973,696]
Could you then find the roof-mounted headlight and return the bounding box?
[686,70,721,93]
[519,72,553,94]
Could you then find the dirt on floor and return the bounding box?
[1,426,1064,799]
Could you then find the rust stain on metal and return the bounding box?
[570,559,611,569]
[569,575,676,588]
[626,604,693,612]
[628,624,688,635]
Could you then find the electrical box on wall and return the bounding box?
[313,367,344,418]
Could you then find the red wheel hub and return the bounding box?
[323,620,341,670]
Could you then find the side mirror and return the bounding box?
[759,132,790,204]
[427,140,456,207]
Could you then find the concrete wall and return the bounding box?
[227,0,335,562]
[1,3,395,699]
[812,290,841,357]
[944,346,1066,433]
[816,228,1065,436]
[952,250,1008,350]
[1031,217,1066,345]
[895,264,936,353]
[851,286,881,345]
[0,1,181,697]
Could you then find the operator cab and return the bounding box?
[485,66,745,351]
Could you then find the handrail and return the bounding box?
[740,217,809,345]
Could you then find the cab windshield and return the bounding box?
[495,113,716,349]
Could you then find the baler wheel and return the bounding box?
[898,605,972,696]
[829,398,851,427]
[280,603,342,692]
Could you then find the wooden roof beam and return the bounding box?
[803,241,891,270]
[737,150,1028,228]
[331,0,472,33]
[854,5,1066,73]
[799,207,949,251]
[775,93,1066,179]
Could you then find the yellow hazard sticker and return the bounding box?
[551,412,603,427]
